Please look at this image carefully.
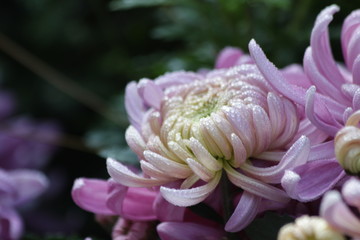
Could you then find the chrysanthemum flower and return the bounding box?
[248,5,360,202]
[320,177,360,239]
[277,215,345,240]
[105,46,319,231]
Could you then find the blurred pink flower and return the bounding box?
[0,169,48,240]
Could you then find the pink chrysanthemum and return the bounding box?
[248,5,360,202]
[105,47,319,231]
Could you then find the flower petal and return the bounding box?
[157,222,225,240]
[241,136,310,184]
[107,158,167,187]
[71,178,114,215]
[305,86,342,136]
[107,181,157,221]
[342,177,360,210]
[154,194,186,222]
[248,39,306,106]
[160,172,221,207]
[215,47,243,69]
[0,208,23,240]
[342,9,360,68]
[321,190,360,238]
[125,82,146,131]
[311,5,345,88]
[282,160,345,202]
[9,169,48,205]
[225,192,262,232]
[225,163,289,203]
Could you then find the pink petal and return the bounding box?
[225,163,289,203]
[294,118,329,145]
[305,86,342,136]
[321,191,360,238]
[225,192,262,232]
[303,47,348,104]
[154,194,186,222]
[353,55,360,85]
[9,169,48,205]
[143,151,192,179]
[311,5,345,88]
[248,39,306,106]
[280,64,312,89]
[160,172,221,207]
[157,222,225,240]
[347,28,360,73]
[342,9,360,68]
[107,182,157,221]
[71,178,114,215]
[139,80,164,110]
[0,208,23,240]
[308,140,335,161]
[125,82,146,131]
[342,178,360,210]
[241,136,310,184]
[107,158,167,187]
[154,71,202,90]
[215,47,243,69]
[282,160,345,202]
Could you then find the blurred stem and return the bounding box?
[0,123,96,154]
[0,33,123,126]
[221,172,237,240]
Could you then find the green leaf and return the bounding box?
[109,0,176,10]
[99,146,139,166]
[245,212,294,240]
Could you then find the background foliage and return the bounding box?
[0,0,356,239]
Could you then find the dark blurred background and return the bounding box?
[0,0,357,239]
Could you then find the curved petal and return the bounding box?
[160,172,221,207]
[248,39,306,106]
[0,208,23,240]
[342,178,360,210]
[241,136,310,183]
[353,55,360,86]
[225,163,289,203]
[139,80,164,110]
[305,86,342,136]
[71,178,114,215]
[157,222,225,240]
[225,192,262,232]
[107,158,167,187]
[342,9,360,68]
[311,5,345,88]
[125,82,146,131]
[282,160,345,202]
[321,191,360,238]
[303,47,348,104]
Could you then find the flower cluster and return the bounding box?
[0,89,60,239]
[72,4,360,240]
